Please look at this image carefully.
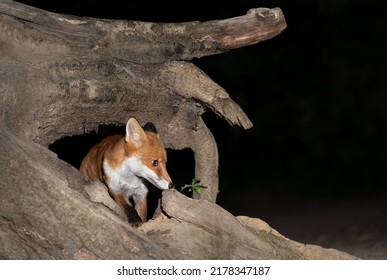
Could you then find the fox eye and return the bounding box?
[151,160,159,167]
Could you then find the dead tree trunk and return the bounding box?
[0,0,357,259]
[0,0,287,201]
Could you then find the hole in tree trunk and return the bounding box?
[48,124,195,220]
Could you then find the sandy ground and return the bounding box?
[253,199,387,259]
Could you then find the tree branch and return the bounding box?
[0,0,286,63]
[187,8,287,50]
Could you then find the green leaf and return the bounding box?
[180,178,207,195]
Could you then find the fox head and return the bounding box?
[124,118,173,190]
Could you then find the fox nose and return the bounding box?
[168,182,174,189]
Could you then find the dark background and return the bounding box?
[16,0,387,258]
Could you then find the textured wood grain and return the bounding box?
[3,1,351,261]
[0,0,285,201]
[0,125,357,259]
[0,1,286,63]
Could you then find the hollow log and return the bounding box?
[0,1,355,260]
[0,124,356,259]
[0,0,290,201]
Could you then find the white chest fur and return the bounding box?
[103,157,149,200]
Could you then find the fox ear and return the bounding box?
[143,122,158,135]
[125,118,147,147]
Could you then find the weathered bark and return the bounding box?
[0,125,357,259]
[0,0,355,260]
[0,0,288,201]
[0,1,286,63]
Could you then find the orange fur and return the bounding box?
[80,118,173,226]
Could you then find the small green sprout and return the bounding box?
[180,178,207,195]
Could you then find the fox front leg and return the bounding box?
[109,190,143,227]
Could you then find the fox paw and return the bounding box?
[129,217,143,228]
[127,210,144,227]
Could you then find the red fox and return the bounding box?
[79,117,173,227]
